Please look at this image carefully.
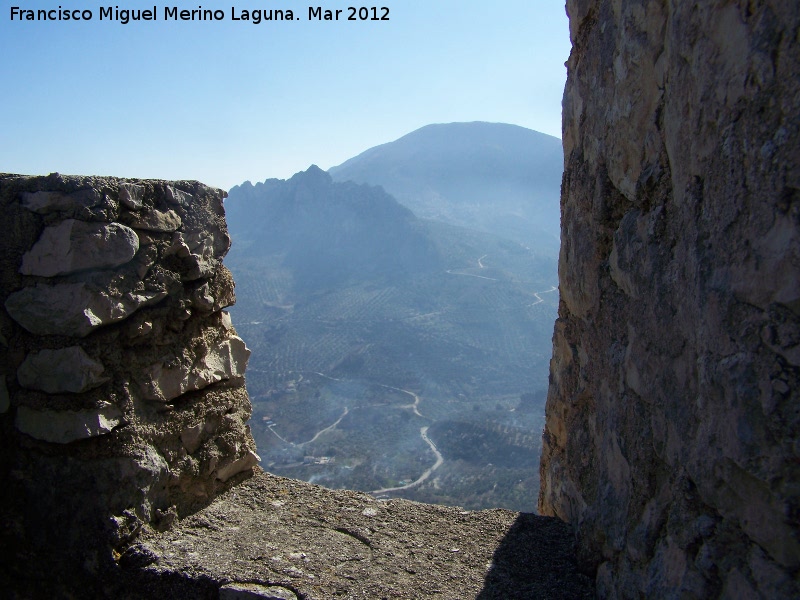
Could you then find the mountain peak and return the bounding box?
[290,164,331,185]
[328,122,562,252]
[224,167,441,289]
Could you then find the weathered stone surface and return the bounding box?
[164,182,231,284]
[15,402,122,443]
[125,208,182,232]
[0,377,9,413]
[216,450,260,482]
[21,188,104,214]
[540,1,800,597]
[124,472,593,600]
[192,282,215,312]
[161,229,225,282]
[17,346,108,394]
[5,281,167,337]
[219,583,297,600]
[141,336,250,402]
[165,185,193,208]
[164,232,192,258]
[119,182,144,210]
[180,423,205,454]
[20,219,139,277]
[180,230,221,280]
[1,175,257,597]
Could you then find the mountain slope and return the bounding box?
[223,165,558,511]
[226,165,441,289]
[329,122,563,252]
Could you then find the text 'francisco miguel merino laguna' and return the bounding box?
[9,6,391,24]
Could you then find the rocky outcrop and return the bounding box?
[0,173,258,594]
[540,1,799,598]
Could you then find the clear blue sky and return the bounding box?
[0,1,570,190]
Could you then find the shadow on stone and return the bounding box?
[478,513,595,599]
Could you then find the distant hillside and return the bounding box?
[223,163,559,511]
[328,122,562,253]
[226,165,441,289]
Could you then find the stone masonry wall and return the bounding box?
[0,173,259,594]
[539,1,799,597]
[539,0,800,598]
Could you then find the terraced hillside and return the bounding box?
[225,168,558,511]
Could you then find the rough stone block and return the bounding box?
[20,219,139,277]
[1,174,256,596]
[181,423,205,454]
[119,183,144,210]
[5,282,167,337]
[17,346,108,394]
[142,336,250,402]
[15,402,122,444]
[21,189,104,214]
[216,451,260,483]
[124,208,182,232]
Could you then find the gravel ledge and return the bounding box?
[118,471,594,599]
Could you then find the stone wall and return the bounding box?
[0,173,259,593]
[539,0,799,597]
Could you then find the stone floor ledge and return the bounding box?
[118,471,594,599]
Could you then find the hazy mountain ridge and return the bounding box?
[329,122,563,252]
[226,165,441,289]
[223,125,561,511]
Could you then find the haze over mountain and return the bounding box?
[223,126,560,511]
[226,166,440,289]
[329,122,563,253]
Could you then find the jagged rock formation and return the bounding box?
[540,1,799,597]
[226,165,442,290]
[0,174,259,594]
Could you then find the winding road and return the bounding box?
[308,371,342,382]
[267,406,349,447]
[375,383,426,418]
[257,255,558,499]
[265,275,556,493]
[268,372,426,444]
[266,424,293,445]
[267,372,440,493]
[529,285,558,306]
[445,269,498,281]
[370,426,444,495]
[445,253,497,281]
[298,407,349,446]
